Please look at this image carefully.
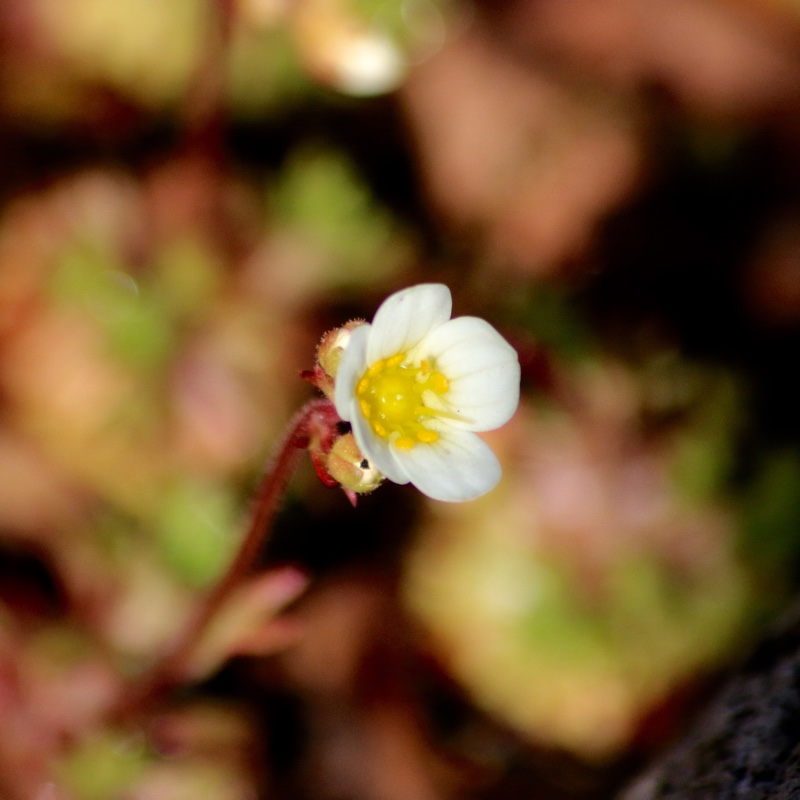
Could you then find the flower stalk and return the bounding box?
[113,398,340,721]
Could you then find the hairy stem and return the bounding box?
[113,398,339,721]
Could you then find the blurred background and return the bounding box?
[2,0,800,798]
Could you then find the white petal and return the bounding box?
[349,403,409,485]
[367,284,452,363]
[333,323,408,483]
[394,429,501,502]
[334,323,370,421]
[419,316,520,431]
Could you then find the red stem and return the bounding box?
[113,398,338,721]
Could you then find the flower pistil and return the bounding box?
[355,352,456,450]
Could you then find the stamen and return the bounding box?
[356,351,451,450]
[430,373,449,394]
[371,421,387,437]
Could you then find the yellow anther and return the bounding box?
[371,421,387,436]
[430,372,449,394]
[357,351,451,448]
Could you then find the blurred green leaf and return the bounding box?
[228,26,311,115]
[274,147,397,279]
[740,450,800,568]
[355,0,449,48]
[152,237,222,321]
[517,567,612,668]
[45,0,203,107]
[50,240,176,370]
[511,284,591,359]
[154,479,239,588]
[57,731,147,800]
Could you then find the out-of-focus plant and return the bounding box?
[405,344,761,761]
[268,146,412,295]
[0,165,310,797]
[3,0,800,798]
[0,173,520,796]
[3,0,453,125]
[0,0,439,777]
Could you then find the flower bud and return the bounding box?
[325,433,384,495]
[317,320,364,379]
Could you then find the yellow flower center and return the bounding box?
[356,352,450,450]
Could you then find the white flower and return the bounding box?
[334,284,520,502]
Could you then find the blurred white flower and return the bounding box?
[334,284,519,502]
